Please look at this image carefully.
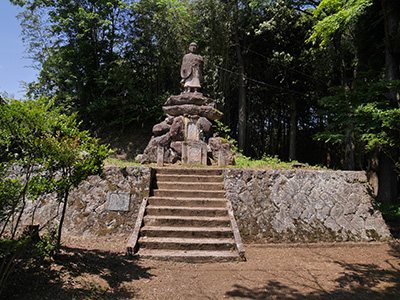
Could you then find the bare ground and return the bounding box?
[6,236,400,300]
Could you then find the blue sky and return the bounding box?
[0,1,38,99]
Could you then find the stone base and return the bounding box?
[182,141,208,165]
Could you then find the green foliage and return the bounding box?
[234,154,312,170]
[34,226,58,258]
[309,0,373,45]
[0,96,110,295]
[13,0,194,132]
[357,103,400,147]
[213,120,232,140]
[9,0,398,176]
[105,157,142,167]
[315,80,400,170]
[377,201,400,223]
[212,120,238,153]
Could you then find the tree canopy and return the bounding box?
[7,0,400,202]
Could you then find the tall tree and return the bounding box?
[377,0,400,203]
[309,0,374,170]
[311,0,400,202]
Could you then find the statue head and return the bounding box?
[189,42,197,53]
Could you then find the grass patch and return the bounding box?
[105,154,325,170]
[231,154,324,170]
[105,158,143,167]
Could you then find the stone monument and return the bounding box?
[138,43,235,166]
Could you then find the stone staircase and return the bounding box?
[127,167,245,262]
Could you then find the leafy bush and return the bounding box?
[34,226,58,258]
[0,96,110,295]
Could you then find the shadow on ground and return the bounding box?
[6,246,154,300]
[226,243,400,300]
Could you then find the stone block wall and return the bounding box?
[22,166,152,236]
[224,169,391,243]
[21,166,391,242]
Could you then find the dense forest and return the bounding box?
[5,0,400,203]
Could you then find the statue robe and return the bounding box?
[180,53,203,89]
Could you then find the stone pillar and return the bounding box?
[201,143,208,165]
[157,146,164,167]
[218,150,226,167]
[182,142,188,165]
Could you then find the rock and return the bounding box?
[162,104,223,121]
[152,121,171,136]
[165,115,174,125]
[139,133,171,163]
[154,132,171,147]
[135,154,143,163]
[164,93,214,107]
[171,141,183,156]
[164,148,180,164]
[170,116,185,141]
[208,137,235,165]
[198,117,212,139]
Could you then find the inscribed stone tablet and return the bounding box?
[186,120,198,140]
[106,192,130,211]
[188,144,202,165]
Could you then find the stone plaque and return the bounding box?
[185,118,199,141]
[106,192,130,211]
[188,144,202,165]
[185,140,207,165]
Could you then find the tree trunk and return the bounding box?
[377,151,398,203]
[333,32,356,170]
[367,148,380,198]
[378,0,400,203]
[382,0,400,106]
[345,123,355,170]
[235,32,246,152]
[289,93,297,161]
[56,189,69,250]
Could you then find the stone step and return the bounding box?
[146,206,228,217]
[147,197,227,208]
[143,215,231,227]
[139,237,236,251]
[155,182,224,191]
[155,167,222,176]
[138,249,238,262]
[141,226,233,239]
[131,166,245,262]
[156,174,223,183]
[152,189,225,199]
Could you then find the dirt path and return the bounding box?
[8,236,400,299]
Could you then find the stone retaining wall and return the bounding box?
[21,166,152,236]
[22,167,391,242]
[224,169,391,242]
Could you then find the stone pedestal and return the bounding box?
[138,92,234,166]
[182,141,207,165]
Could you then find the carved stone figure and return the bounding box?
[138,42,235,166]
[180,42,203,93]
